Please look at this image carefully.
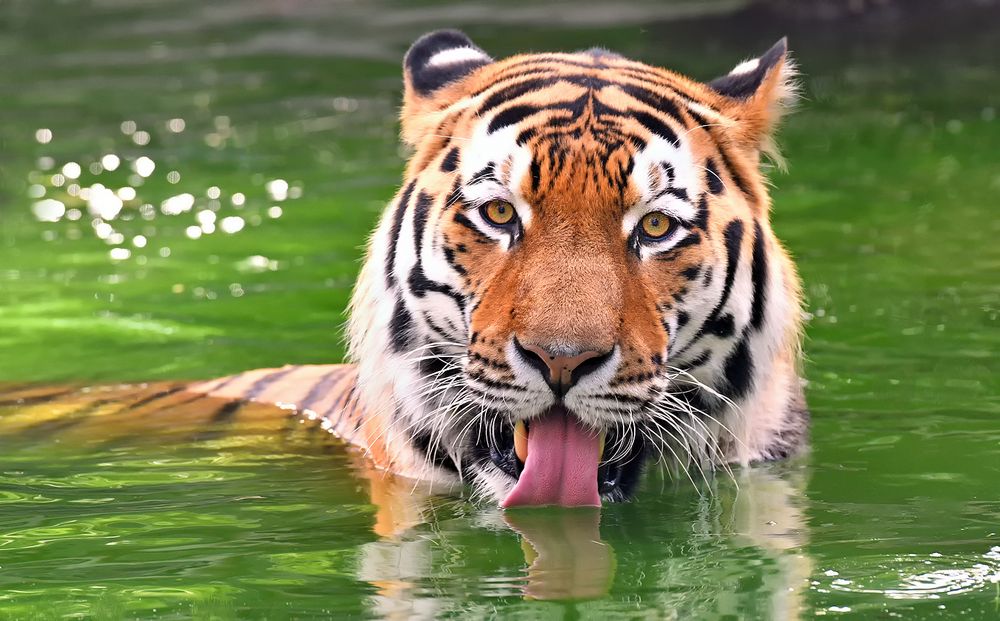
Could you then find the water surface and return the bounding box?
[1,1,998,618]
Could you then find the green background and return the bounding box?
[1,1,998,618]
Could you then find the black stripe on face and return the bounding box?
[692,195,709,231]
[685,108,711,131]
[677,311,690,328]
[704,313,736,338]
[616,83,686,125]
[453,211,492,242]
[411,191,432,254]
[389,298,414,353]
[488,104,541,133]
[422,313,455,343]
[386,181,417,290]
[705,158,725,195]
[722,336,754,400]
[672,219,744,356]
[632,109,679,145]
[407,191,469,312]
[652,231,702,261]
[681,265,701,281]
[717,220,745,313]
[441,147,460,173]
[478,77,561,115]
[442,243,467,276]
[467,163,496,185]
[687,350,712,369]
[714,145,752,198]
[750,221,769,330]
[529,157,543,194]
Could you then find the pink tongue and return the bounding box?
[501,407,601,508]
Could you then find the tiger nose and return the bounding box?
[513,338,614,397]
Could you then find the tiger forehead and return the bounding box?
[467,50,719,108]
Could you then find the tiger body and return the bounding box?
[10,31,810,509]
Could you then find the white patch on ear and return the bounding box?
[427,46,490,68]
[729,57,760,76]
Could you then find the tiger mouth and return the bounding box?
[478,406,646,506]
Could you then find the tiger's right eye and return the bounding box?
[638,211,676,241]
[481,200,516,227]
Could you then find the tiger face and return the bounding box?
[348,31,807,507]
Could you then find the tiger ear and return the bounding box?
[401,30,493,146]
[708,38,798,166]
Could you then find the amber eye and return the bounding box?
[639,211,675,240]
[481,200,516,226]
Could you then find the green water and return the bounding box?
[1,1,999,618]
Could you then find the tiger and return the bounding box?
[5,30,809,511]
[194,29,808,508]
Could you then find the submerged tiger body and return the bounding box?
[6,31,809,509]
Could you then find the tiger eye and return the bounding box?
[640,211,674,239]
[482,200,515,226]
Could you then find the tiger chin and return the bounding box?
[205,30,810,509]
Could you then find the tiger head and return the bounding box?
[348,31,806,507]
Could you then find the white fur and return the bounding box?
[457,121,535,233]
[729,57,760,76]
[426,46,490,68]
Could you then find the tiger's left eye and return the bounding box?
[481,200,516,226]
[639,211,676,240]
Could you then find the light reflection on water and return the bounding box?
[1,0,999,618]
[25,121,302,266]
